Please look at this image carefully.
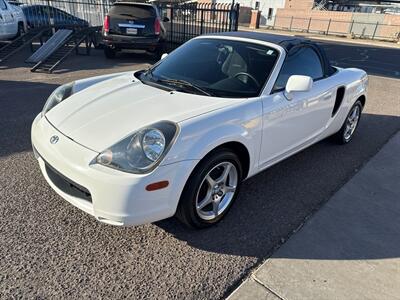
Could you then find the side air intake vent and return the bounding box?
[332,86,346,117]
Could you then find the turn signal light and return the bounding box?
[146,181,169,191]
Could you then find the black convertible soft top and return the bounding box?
[208,31,336,77]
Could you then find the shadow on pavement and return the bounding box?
[156,113,400,259]
[0,47,156,73]
[51,50,157,75]
[0,80,58,157]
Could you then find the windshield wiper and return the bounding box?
[145,68,153,78]
[158,78,213,96]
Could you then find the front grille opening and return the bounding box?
[45,163,92,203]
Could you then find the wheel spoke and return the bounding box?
[225,185,236,193]
[350,107,359,121]
[351,110,357,120]
[217,163,231,184]
[205,174,216,187]
[197,199,211,210]
[212,199,220,217]
[197,191,213,210]
[344,126,352,139]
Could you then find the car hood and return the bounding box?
[46,72,236,152]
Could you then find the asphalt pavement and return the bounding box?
[0,41,399,299]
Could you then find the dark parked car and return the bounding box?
[22,5,89,29]
[102,2,169,59]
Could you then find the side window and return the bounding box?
[53,8,65,19]
[274,47,324,91]
[36,7,44,17]
[47,7,58,18]
[0,0,7,10]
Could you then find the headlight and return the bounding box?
[142,129,166,161]
[95,121,178,174]
[42,82,75,116]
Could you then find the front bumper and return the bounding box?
[31,114,197,226]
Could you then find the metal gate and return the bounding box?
[14,0,239,48]
[159,3,240,48]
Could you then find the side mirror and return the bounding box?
[161,53,168,60]
[163,17,170,22]
[284,75,313,100]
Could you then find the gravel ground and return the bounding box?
[0,41,399,299]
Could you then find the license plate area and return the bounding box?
[126,28,138,35]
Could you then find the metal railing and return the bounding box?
[15,0,112,28]
[159,3,240,47]
[260,15,400,42]
[14,0,240,47]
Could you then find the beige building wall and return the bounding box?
[274,9,352,34]
[381,14,400,39]
[274,7,400,39]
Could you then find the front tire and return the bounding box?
[176,149,243,229]
[333,100,363,144]
[104,46,116,59]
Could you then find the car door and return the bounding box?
[0,0,13,38]
[0,0,5,38]
[259,45,335,167]
[5,0,17,35]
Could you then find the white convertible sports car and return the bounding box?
[31,32,368,228]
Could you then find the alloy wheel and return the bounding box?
[343,105,361,141]
[195,161,238,221]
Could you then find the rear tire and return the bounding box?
[152,43,166,60]
[16,23,25,38]
[332,100,363,144]
[92,34,103,49]
[176,149,243,229]
[104,46,116,59]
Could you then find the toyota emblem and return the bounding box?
[50,135,59,144]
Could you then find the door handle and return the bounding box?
[323,92,332,101]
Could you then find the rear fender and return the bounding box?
[323,68,368,138]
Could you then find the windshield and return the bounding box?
[140,38,280,98]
